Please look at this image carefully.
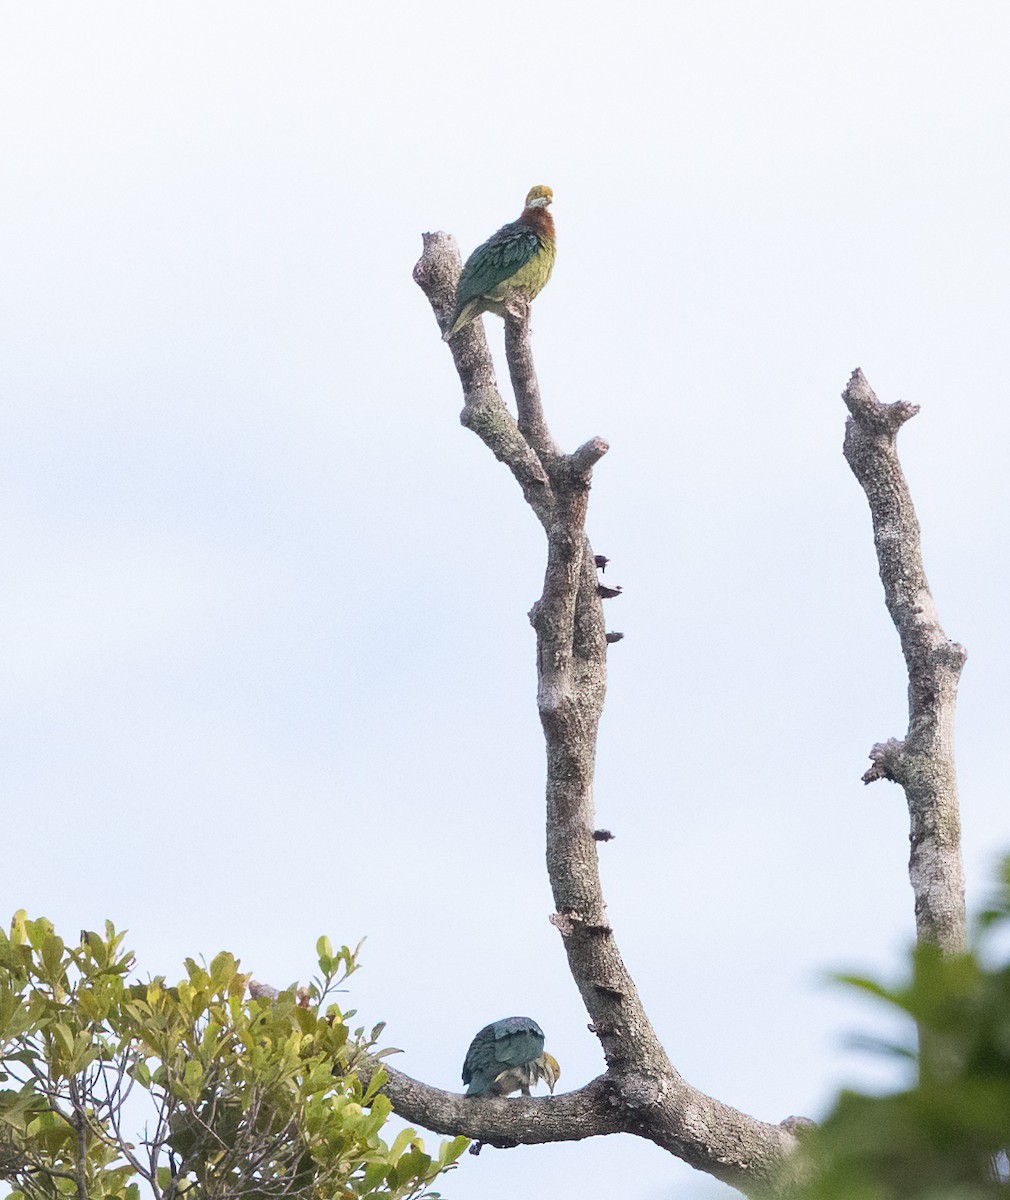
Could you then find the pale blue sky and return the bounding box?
[3,3,1009,1197]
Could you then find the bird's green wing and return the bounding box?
[455,221,542,306]
[462,1024,502,1093]
[491,1020,544,1069]
[462,1017,545,1095]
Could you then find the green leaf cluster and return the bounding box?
[0,915,467,1200]
[791,857,1010,1200]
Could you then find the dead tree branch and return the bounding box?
[842,368,967,954]
[402,230,805,1196]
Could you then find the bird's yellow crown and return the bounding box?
[525,185,553,208]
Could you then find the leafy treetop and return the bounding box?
[0,915,467,1200]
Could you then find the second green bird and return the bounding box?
[461,1016,560,1097]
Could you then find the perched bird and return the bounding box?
[461,1016,560,1097]
[444,186,556,340]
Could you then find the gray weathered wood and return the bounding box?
[842,369,967,955]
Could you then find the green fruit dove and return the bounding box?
[462,1016,561,1097]
[444,186,556,340]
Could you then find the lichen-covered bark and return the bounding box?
[842,369,967,954]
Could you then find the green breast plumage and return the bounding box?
[456,221,555,308]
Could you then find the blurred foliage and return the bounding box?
[0,918,467,1200]
[786,855,1010,1199]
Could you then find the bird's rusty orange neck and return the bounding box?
[522,206,555,242]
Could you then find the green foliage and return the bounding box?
[792,857,1010,1199]
[0,916,467,1200]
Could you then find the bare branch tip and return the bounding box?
[947,640,969,668]
[861,738,906,785]
[779,1116,818,1136]
[413,231,445,285]
[549,911,577,937]
[572,436,610,470]
[841,369,878,411]
[842,369,919,434]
